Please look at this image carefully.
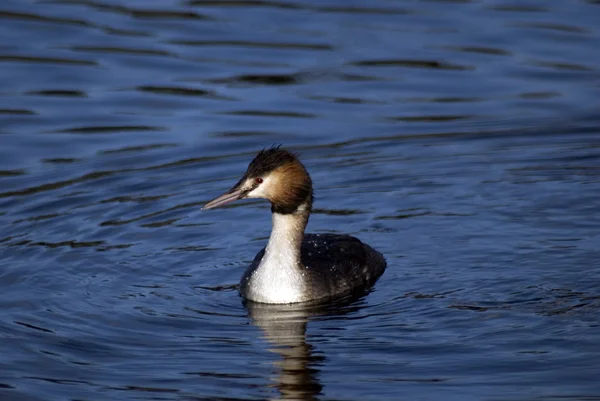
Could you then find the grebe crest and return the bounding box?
[203,146,386,304]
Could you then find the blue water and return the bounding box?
[1,0,600,400]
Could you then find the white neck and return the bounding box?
[266,209,307,259]
[243,205,310,304]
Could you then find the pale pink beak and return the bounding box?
[202,187,246,210]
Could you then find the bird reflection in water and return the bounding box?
[244,296,365,401]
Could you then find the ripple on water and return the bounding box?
[1,0,600,400]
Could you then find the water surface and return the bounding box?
[1,0,600,400]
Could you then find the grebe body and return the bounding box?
[203,147,386,304]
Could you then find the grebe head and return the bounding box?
[203,146,313,214]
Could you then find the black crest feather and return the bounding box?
[246,145,298,178]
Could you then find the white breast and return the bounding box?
[241,212,308,304]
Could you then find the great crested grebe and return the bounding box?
[202,147,386,304]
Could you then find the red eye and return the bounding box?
[255,177,263,184]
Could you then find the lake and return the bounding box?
[1,0,600,400]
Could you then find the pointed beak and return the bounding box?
[202,186,246,210]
